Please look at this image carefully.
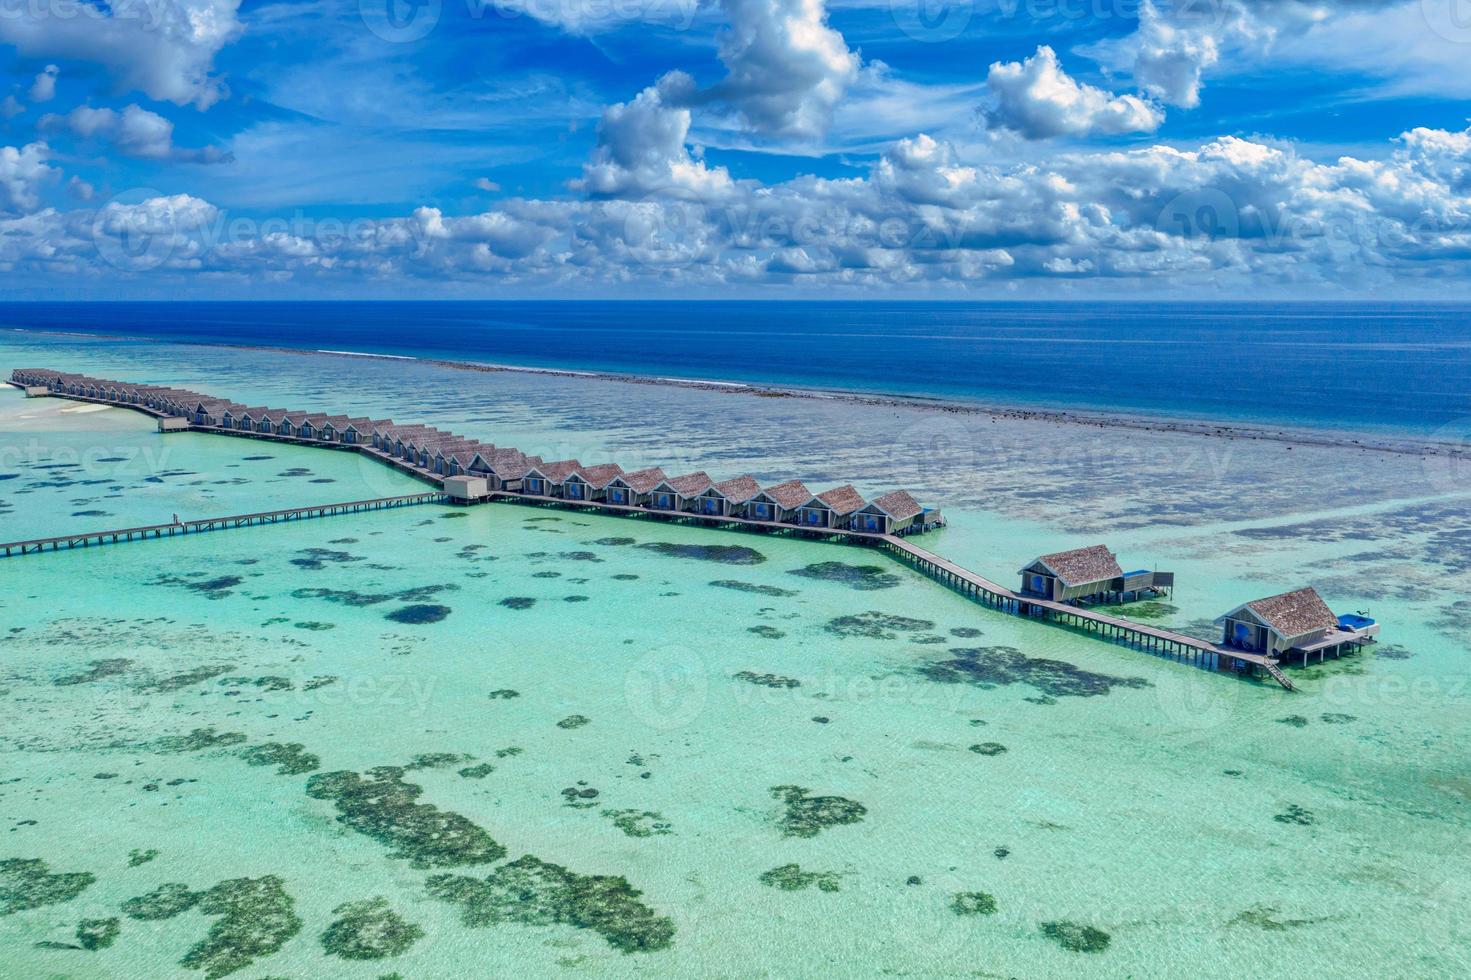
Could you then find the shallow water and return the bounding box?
[1,335,1469,978]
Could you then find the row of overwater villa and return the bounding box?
[10,367,1381,685]
[9,368,945,537]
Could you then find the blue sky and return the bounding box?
[1,0,1470,297]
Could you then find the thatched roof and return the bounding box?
[761,480,811,509]
[869,490,923,521]
[1241,588,1338,639]
[815,485,866,516]
[534,459,584,483]
[575,463,624,488]
[1029,545,1123,587]
[616,467,668,493]
[665,471,713,496]
[711,475,761,504]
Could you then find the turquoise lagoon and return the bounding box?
[1,333,1469,978]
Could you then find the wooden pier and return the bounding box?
[0,492,448,558]
[9,368,1375,691]
[879,536,1294,690]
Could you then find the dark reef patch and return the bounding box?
[141,663,237,693]
[0,858,95,916]
[289,549,364,570]
[154,727,248,754]
[747,625,786,640]
[239,743,320,776]
[459,763,496,779]
[950,891,998,916]
[950,627,983,638]
[304,767,505,868]
[180,876,301,979]
[122,883,200,920]
[593,537,637,547]
[734,671,800,689]
[1119,601,1178,622]
[1273,804,1314,826]
[321,897,423,961]
[405,752,473,770]
[76,917,121,950]
[758,864,840,892]
[917,646,1150,698]
[771,785,866,838]
[604,809,671,838]
[385,604,451,624]
[789,562,901,591]
[128,848,159,868]
[487,689,520,700]
[292,584,459,607]
[1040,920,1111,953]
[54,657,133,686]
[426,854,674,954]
[639,542,766,565]
[825,612,934,640]
[557,715,590,730]
[1276,715,1310,728]
[499,597,536,610]
[969,742,1008,756]
[710,579,798,597]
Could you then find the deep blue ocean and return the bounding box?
[3,301,1467,434]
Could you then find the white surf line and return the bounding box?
[317,350,417,360]
[657,377,750,388]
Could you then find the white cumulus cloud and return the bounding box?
[984,46,1164,139]
[0,0,243,109]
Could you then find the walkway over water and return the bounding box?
[9,370,1365,691]
[878,536,1295,690]
[0,493,447,557]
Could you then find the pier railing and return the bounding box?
[0,492,448,557]
[5,372,1320,691]
[878,535,1294,690]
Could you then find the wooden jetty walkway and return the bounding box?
[7,368,1382,691]
[878,535,1295,690]
[0,492,447,557]
[479,492,1297,688]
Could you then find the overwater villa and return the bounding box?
[12,367,943,542]
[796,485,866,529]
[563,463,624,502]
[649,472,713,512]
[747,480,811,522]
[1216,587,1378,665]
[8,367,1394,690]
[852,490,929,534]
[524,460,583,497]
[607,467,668,507]
[1018,544,1173,605]
[694,475,762,518]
